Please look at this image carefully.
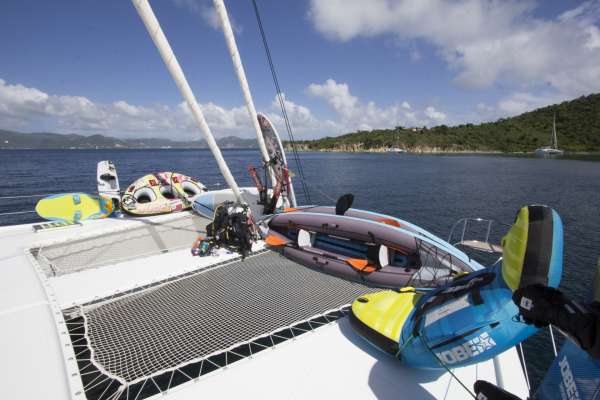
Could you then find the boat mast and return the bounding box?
[213,0,273,173]
[131,0,242,202]
[553,112,558,149]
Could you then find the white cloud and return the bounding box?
[266,95,340,138]
[307,80,358,119]
[496,92,567,116]
[306,78,447,129]
[467,91,571,123]
[113,100,140,116]
[0,78,449,140]
[308,0,600,97]
[0,78,256,139]
[424,106,446,122]
[0,79,49,118]
[0,78,341,139]
[173,0,242,33]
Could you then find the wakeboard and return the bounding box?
[35,193,114,223]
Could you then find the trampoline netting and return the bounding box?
[33,214,208,277]
[66,250,375,400]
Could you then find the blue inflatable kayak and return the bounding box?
[349,205,564,369]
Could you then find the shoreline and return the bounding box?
[284,147,600,155]
[1,147,599,156]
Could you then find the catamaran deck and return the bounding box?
[0,211,529,399]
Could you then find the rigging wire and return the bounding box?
[251,0,311,204]
[308,184,337,204]
[0,210,36,216]
[292,177,337,204]
[0,193,62,200]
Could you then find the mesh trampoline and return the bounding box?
[65,250,376,400]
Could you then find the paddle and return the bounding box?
[335,194,354,215]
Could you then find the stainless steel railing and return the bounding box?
[448,217,508,254]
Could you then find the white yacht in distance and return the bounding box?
[0,1,540,400]
[386,147,407,153]
[535,113,564,156]
[387,133,407,153]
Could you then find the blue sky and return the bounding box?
[1,0,599,140]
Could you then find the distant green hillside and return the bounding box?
[291,94,600,153]
[0,130,258,149]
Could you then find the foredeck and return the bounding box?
[0,213,529,400]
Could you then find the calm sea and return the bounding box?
[1,148,599,389]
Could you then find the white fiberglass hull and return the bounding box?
[0,213,529,400]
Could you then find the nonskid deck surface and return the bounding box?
[64,250,378,400]
[0,215,529,400]
[32,213,209,277]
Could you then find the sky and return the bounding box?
[1,0,600,140]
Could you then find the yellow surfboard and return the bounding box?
[35,193,114,223]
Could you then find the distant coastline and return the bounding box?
[285,147,599,155]
[284,145,505,154]
[2,93,599,152]
[0,130,258,150]
[285,93,600,153]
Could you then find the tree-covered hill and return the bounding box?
[290,94,600,153]
[0,130,258,149]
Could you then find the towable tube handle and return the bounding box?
[313,256,329,266]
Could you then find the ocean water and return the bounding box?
[1,148,599,389]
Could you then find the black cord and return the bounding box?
[251,0,311,204]
[420,333,477,399]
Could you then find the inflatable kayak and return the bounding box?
[35,193,114,223]
[263,209,477,288]
[283,206,454,252]
[349,205,563,369]
[121,172,206,216]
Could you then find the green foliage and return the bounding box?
[290,94,600,152]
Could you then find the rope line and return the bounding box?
[0,193,62,200]
[251,0,311,204]
[420,334,477,399]
[548,324,558,357]
[518,342,532,392]
[0,210,36,216]
[294,178,337,204]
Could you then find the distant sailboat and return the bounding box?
[535,113,564,156]
[386,132,407,153]
[386,147,407,153]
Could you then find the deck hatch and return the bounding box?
[65,250,375,400]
